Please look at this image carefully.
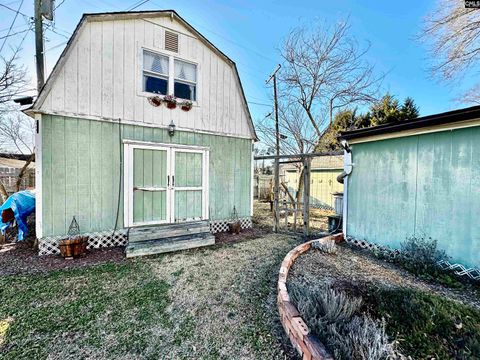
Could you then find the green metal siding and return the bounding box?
[347,126,480,268]
[41,115,252,237]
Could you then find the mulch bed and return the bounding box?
[0,241,125,276]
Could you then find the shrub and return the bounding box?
[289,282,395,360]
[398,236,448,273]
[363,236,463,288]
[327,316,394,360]
[312,239,338,254]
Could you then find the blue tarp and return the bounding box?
[0,190,35,240]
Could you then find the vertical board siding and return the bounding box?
[40,16,253,139]
[41,115,252,237]
[347,127,480,268]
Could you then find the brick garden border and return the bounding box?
[277,233,344,360]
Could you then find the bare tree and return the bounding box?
[0,49,32,202]
[0,50,28,112]
[421,0,480,101]
[259,19,381,203]
[279,19,381,136]
[256,102,317,156]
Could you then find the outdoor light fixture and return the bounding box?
[168,120,176,137]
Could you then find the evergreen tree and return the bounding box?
[400,97,420,120]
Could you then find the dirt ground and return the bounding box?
[253,200,332,234]
[0,241,126,276]
[289,243,480,310]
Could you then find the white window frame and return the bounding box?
[142,49,170,96]
[173,58,198,102]
[138,46,199,104]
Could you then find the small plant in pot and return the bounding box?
[164,95,177,109]
[147,95,162,107]
[180,100,193,111]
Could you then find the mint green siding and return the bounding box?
[174,151,203,221]
[133,148,168,223]
[41,115,252,237]
[347,126,480,268]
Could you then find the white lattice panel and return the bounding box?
[346,236,480,281]
[38,229,128,256]
[209,217,252,234]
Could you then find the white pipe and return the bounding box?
[342,148,353,236]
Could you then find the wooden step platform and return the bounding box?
[126,221,215,258]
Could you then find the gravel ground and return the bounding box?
[289,243,480,310]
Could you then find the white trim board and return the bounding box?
[347,119,480,145]
[34,113,43,238]
[29,109,254,140]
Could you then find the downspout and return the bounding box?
[337,139,352,236]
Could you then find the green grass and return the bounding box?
[369,287,480,359]
[0,261,172,360]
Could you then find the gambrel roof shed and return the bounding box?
[29,10,257,140]
[31,10,257,256]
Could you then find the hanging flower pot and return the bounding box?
[147,96,162,107]
[181,100,193,111]
[164,95,177,109]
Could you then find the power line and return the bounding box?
[54,0,67,10]
[17,22,33,49]
[247,101,272,107]
[148,1,276,64]
[0,26,30,40]
[45,40,67,52]
[127,0,150,11]
[0,2,30,19]
[0,0,25,54]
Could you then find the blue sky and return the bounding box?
[0,0,473,125]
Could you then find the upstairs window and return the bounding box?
[143,50,169,95]
[174,59,197,101]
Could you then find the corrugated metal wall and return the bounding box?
[347,126,480,268]
[41,115,252,237]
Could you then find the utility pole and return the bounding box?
[34,0,45,92]
[266,64,281,232]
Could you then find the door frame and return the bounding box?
[123,140,210,228]
[170,147,209,223]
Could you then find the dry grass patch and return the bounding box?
[0,233,299,359]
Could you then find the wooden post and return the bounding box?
[266,64,281,232]
[303,157,311,237]
[34,0,45,92]
[293,201,297,231]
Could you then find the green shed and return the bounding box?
[26,11,256,257]
[340,106,480,271]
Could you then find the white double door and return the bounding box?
[124,142,209,227]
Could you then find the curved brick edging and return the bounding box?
[278,233,344,360]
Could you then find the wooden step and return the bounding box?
[125,233,215,258]
[128,221,210,243]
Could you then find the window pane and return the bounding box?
[174,81,196,101]
[174,59,196,83]
[144,75,168,95]
[144,50,169,75]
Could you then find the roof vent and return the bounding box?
[165,30,179,53]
